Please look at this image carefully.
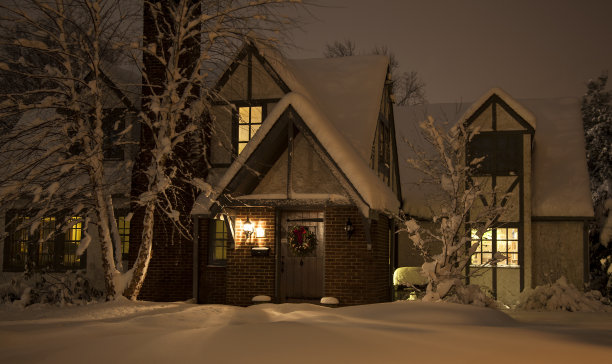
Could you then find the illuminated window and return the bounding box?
[210,219,231,265]
[237,106,262,154]
[4,216,31,269]
[117,216,130,261]
[39,217,56,267]
[471,227,519,267]
[3,213,87,272]
[63,217,83,269]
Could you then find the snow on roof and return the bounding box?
[525,97,593,217]
[395,103,470,218]
[192,92,400,216]
[395,91,594,219]
[459,87,537,129]
[254,44,388,163]
[285,56,389,163]
[193,47,398,216]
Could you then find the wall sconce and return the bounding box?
[345,218,354,239]
[256,227,265,238]
[243,217,254,239]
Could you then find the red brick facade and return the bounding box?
[196,205,392,306]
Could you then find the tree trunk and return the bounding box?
[123,202,155,300]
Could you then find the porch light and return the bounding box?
[243,217,254,239]
[345,218,354,239]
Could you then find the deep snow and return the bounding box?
[1,300,611,363]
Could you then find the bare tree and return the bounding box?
[0,0,301,300]
[324,40,426,106]
[323,39,356,58]
[401,116,509,303]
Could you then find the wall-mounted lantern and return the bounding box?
[345,218,354,239]
[243,217,254,239]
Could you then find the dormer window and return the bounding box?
[237,106,263,154]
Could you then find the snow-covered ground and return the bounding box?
[1,300,611,363]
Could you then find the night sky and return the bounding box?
[286,0,612,103]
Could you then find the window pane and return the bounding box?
[238,142,247,154]
[508,228,518,240]
[64,217,83,269]
[118,216,130,257]
[497,240,507,252]
[250,107,262,123]
[239,107,250,124]
[250,123,261,138]
[238,124,250,143]
[482,240,492,252]
[497,228,507,241]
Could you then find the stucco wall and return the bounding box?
[532,220,586,288]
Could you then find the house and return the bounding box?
[180,44,402,306]
[395,89,594,304]
[0,65,140,286]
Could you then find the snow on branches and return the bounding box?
[402,116,511,303]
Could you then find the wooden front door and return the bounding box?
[280,211,325,302]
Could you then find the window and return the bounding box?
[63,217,84,269]
[117,215,130,262]
[471,228,519,267]
[237,106,262,154]
[468,133,522,175]
[3,214,86,272]
[209,219,231,265]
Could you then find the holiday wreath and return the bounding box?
[288,226,317,256]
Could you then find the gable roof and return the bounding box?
[395,89,594,219]
[193,92,400,216]
[193,48,399,216]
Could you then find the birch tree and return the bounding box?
[0,0,300,300]
[402,116,509,303]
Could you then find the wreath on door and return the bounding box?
[288,226,317,257]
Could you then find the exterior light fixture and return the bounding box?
[243,217,254,239]
[345,218,354,239]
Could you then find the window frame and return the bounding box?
[3,211,86,272]
[233,103,266,157]
[208,217,234,266]
[470,226,520,267]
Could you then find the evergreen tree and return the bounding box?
[581,72,612,298]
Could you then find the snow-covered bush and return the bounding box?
[0,272,102,307]
[518,276,611,312]
[401,116,509,303]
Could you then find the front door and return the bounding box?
[279,211,324,302]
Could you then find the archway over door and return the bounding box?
[279,210,325,302]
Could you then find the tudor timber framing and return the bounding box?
[210,43,288,168]
[463,93,534,297]
[211,105,376,249]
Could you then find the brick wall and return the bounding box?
[324,206,391,305]
[197,217,227,304]
[225,207,276,306]
[128,207,194,301]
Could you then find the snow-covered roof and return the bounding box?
[193,92,400,216]
[193,46,399,216]
[525,98,593,217]
[395,90,594,219]
[284,56,389,163]
[459,87,537,129]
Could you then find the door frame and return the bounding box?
[275,208,325,303]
